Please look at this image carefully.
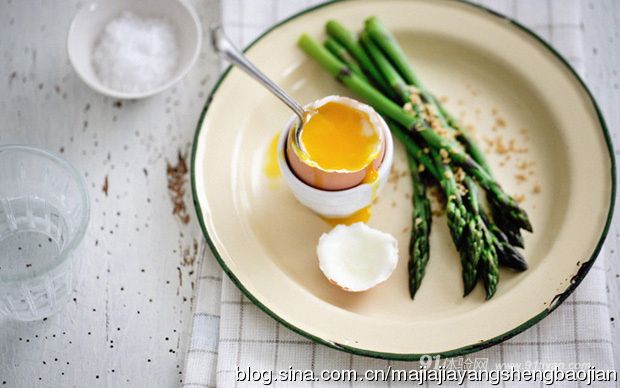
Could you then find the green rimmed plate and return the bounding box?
[191,0,615,359]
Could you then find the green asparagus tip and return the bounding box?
[364,16,379,27]
[297,33,312,47]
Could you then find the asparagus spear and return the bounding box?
[430,151,479,294]
[391,120,526,273]
[389,122,437,177]
[480,210,528,271]
[323,37,368,82]
[407,154,432,298]
[325,20,392,96]
[391,117,478,295]
[359,31,409,104]
[365,16,492,174]
[298,33,532,233]
[493,213,525,248]
[433,101,492,173]
[364,16,422,87]
[364,16,528,244]
[462,177,500,298]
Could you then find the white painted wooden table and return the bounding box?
[0,1,617,387]
[0,0,220,386]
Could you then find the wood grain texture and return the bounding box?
[581,0,620,371]
[0,0,220,386]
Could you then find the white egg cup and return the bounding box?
[277,108,394,218]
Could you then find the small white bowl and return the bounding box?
[67,0,202,99]
[277,106,394,218]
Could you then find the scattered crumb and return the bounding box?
[484,135,529,155]
[495,138,508,154]
[514,194,526,203]
[465,124,477,137]
[432,209,445,217]
[532,183,541,194]
[428,185,446,217]
[102,175,109,196]
[167,151,191,224]
[515,173,527,183]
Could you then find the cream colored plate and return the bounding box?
[192,0,615,358]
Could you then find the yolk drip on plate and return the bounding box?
[300,101,380,172]
[264,131,281,179]
[322,205,371,227]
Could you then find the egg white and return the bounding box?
[317,222,398,292]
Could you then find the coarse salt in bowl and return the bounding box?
[67,0,202,99]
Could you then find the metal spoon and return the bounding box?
[210,25,308,152]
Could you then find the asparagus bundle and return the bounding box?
[297,17,531,299]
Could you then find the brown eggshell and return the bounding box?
[286,126,386,191]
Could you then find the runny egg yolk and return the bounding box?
[264,131,281,179]
[300,101,380,172]
[322,206,371,227]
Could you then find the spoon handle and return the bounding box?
[211,25,306,121]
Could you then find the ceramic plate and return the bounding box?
[191,0,615,359]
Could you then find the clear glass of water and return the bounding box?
[0,145,89,321]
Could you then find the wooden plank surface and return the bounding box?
[0,0,220,386]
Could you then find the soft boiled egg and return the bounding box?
[317,222,398,292]
[286,95,386,191]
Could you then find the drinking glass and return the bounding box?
[0,145,89,321]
